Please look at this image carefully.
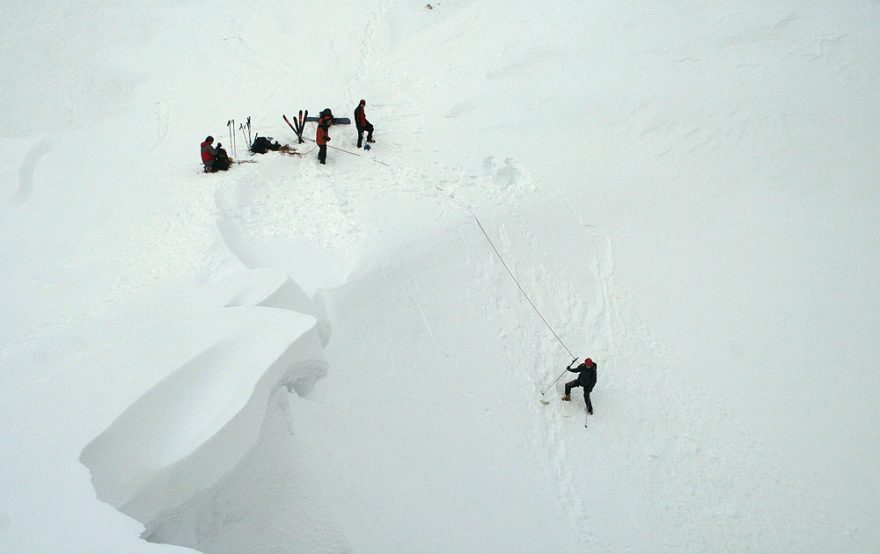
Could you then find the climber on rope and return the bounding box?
[561,357,597,414]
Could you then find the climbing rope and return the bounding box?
[282,122,575,359]
[369,160,576,360]
[469,211,576,360]
[303,137,391,166]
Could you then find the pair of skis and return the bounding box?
[283,110,308,144]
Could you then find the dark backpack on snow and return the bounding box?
[250,136,281,154]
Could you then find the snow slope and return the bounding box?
[1,1,878,552]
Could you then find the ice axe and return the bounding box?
[539,355,579,404]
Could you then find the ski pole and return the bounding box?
[540,356,579,397]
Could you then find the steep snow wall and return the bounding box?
[79,309,327,521]
[78,172,343,548]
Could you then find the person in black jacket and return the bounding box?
[561,357,597,414]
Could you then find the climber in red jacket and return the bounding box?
[354,99,375,149]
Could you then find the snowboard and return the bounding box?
[304,116,351,125]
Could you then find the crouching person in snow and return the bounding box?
[562,357,597,414]
[200,136,230,172]
[200,135,217,172]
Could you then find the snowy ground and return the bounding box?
[1,1,879,552]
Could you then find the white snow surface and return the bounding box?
[2,1,879,552]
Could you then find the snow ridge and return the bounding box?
[80,168,341,548]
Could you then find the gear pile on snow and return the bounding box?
[250,136,281,154]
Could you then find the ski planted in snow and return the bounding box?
[283,114,297,135]
[284,111,307,144]
[299,110,308,143]
[300,109,307,143]
[285,113,303,144]
[295,110,303,136]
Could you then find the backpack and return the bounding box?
[214,147,231,171]
[250,136,281,154]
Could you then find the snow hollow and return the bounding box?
[1,1,879,552]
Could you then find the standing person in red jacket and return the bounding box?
[354,99,374,148]
[316,109,333,165]
[200,136,217,172]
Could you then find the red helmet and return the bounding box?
[584,358,593,366]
